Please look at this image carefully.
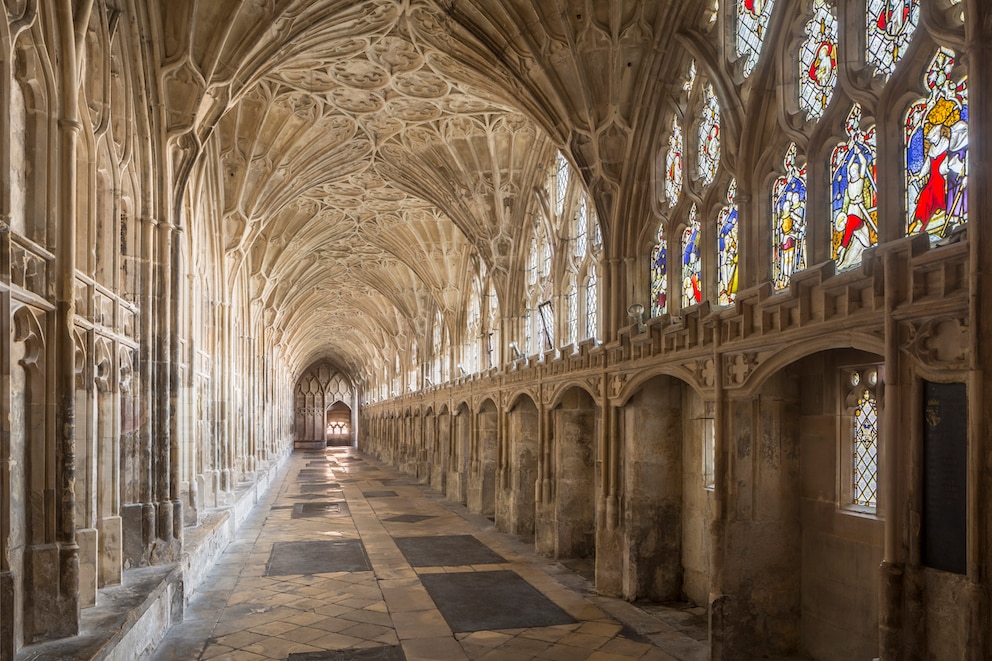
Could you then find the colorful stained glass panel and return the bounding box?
[866,0,919,80]
[664,118,684,207]
[717,180,739,305]
[799,0,838,121]
[737,0,777,77]
[772,144,808,290]
[682,205,702,308]
[831,105,878,270]
[906,48,968,241]
[698,85,721,186]
[651,229,668,316]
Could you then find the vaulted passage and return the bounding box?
[1,1,990,660]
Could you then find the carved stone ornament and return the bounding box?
[903,317,970,369]
[696,358,716,388]
[724,352,758,388]
[610,373,626,397]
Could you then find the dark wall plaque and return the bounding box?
[922,381,967,575]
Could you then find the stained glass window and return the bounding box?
[651,226,668,316]
[737,0,777,77]
[717,179,739,306]
[682,205,702,308]
[771,143,808,290]
[866,0,919,80]
[799,0,838,121]
[831,104,878,270]
[684,60,696,95]
[584,268,598,340]
[664,118,684,207]
[466,284,481,374]
[432,310,443,384]
[906,48,968,241]
[698,85,721,186]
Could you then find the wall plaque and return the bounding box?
[922,381,967,575]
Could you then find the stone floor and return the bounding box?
[151,448,708,661]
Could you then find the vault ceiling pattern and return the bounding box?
[166,0,707,381]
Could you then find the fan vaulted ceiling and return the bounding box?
[163,0,706,382]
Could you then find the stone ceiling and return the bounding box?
[161,0,708,382]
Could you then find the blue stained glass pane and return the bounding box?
[682,205,702,308]
[772,144,808,290]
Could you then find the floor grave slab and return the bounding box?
[298,470,336,479]
[420,570,576,632]
[362,490,398,498]
[292,501,352,518]
[307,461,339,467]
[383,514,436,524]
[301,482,341,492]
[394,534,505,567]
[288,646,406,661]
[265,539,371,575]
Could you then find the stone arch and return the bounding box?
[497,392,539,537]
[468,398,499,519]
[718,347,884,659]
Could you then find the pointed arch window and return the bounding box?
[584,268,598,341]
[831,104,878,270]
[717,179,739,306]
[554,152,570,219]
[486,281,499,369]
[906,48,968,241]
[736,0,777,77]
[841,365,881,510]
[465,282,481,374]
[432,310,443,385]
[651,226,669,316]
[564,274,577,347]
[664,118,684,207]
[682,205,702,309]
[799,0,838,122]
[866,0,920,80]
[697,85,721,187]
[771,143,808,290]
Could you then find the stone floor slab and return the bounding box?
[265,540,372,576]
[394,535,505,567]
[420,570,576,633]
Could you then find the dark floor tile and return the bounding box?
[265,540,372,575]
[288,646,406,660]
[394,534,505,567]
[301,482,341,492]
[292,501,351,518]
[383,514,436,524]
[420,570,576,632]
[362,490,398,498]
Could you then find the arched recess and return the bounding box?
[717,348,884,660]
[448,403,471,505]
[537,386,599,572]
[615,372,712,605]
[324,400,352,447]
[293,361,354,449]
[430,405,451,494]
[496,393,539,537]
[468,398,499,519]
[419,406,435,483]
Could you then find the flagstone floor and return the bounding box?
[151,448,707,661]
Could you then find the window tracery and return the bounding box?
[736,0,777,77]
[866,0,920,80]
[799,0,838,122]
[717,179,739,306]
[697,85,721,186]
[465,282,481,374]
[906,48,968,241]
[842,365,880,510]
[831,104,878,270]
[771,143,808,290]
[664,118,684,207]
